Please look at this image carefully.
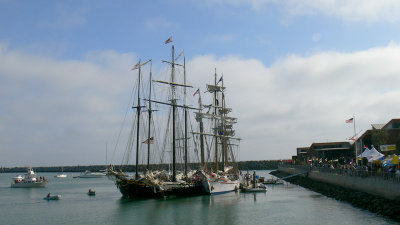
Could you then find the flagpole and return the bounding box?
[353,113,356,138]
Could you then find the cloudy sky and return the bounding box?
[1,0,400,167]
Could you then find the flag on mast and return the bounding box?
[131,61,140,70]
[193,88,200,96]
[165,36,173,44]
[345,118,354,123]
[142,137,154,144]
[217,75,223,84]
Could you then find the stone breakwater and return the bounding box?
[270,170,400,222]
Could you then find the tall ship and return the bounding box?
[11,167,48,188]
[193,69,242,194]
[108,38,208,198]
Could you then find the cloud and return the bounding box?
[200,0,400,23]
[0,44,137,166]
[1,41,400,166]
[187,43,400,160]
[282,0,400,23]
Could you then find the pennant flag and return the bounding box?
[217,75,223,84]
[131,61,140,70]
[165,36,173,44]
[345,118,353,123]
[142,137,154,144]
[193,88,200,96]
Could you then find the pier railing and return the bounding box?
[279,165,400,183]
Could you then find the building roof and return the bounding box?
[382,118,400,130]
[371,124,385,130]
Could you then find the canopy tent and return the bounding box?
[358,148,372,158]
[358,146,384,162]
[367,146,385,162]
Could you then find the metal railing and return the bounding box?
[279,164,400,182]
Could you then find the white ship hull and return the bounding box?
[11,181,47,188]
[205,180,239,195]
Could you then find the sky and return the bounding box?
[1,0,400,167]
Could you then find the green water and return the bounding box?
[0,171,393,225]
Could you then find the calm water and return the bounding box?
[0,170,394,225]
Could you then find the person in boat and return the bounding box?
[47,193,51,198]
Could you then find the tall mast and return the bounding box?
[171,45,177,182]
[184,56,188,177]
[135,60,142,180]
[198,93,205,169]
[147,61,153,170]
[214,68,218,172]
[221,75,226,170]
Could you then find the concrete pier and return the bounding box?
[278,166,400,200]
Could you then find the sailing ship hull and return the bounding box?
[116,179,207,199]
[205,180,239,195]
[116,179,164,199]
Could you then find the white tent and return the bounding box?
[358,146,384,162]
[358,148,372,158]
[367,146,384,162]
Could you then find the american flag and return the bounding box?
[345,118,354,123]
[142,137,154,144]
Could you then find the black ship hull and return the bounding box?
[116,179,207,199]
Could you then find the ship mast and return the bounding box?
[214,69,218,172]
[134,60,142,180]
[184,56,188,177]
[132,59,151,179]
[171,45,177,182]
[221,75,226,170]
[199,94,205,169]
[148,38,196,181]
[147,60,153,170]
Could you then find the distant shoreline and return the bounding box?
[0,160,288,173]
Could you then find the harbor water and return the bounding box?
[0,170,394,225]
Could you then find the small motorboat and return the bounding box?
[44,193,61,200]
[77,170,106,178]
[263,178,284,185]
[54,173,67,178]
[241,184,267,193]
[88,189,96,196]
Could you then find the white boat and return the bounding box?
[206,178,240,195]
[44,194,61,200]
[11,168,47,188]
[77,170,106,178]
[55,174,67,178]
[54,167,67,178]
